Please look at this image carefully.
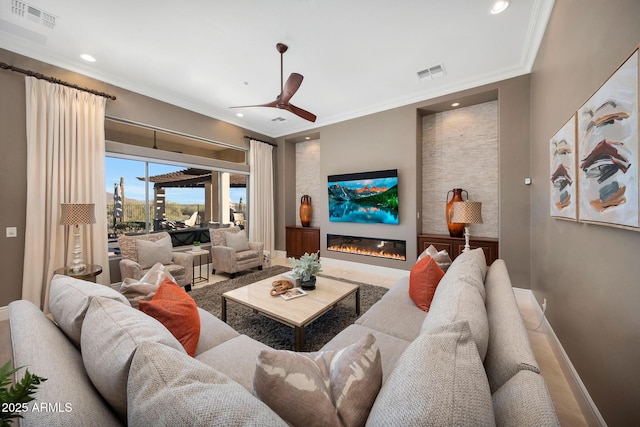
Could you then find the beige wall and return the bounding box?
[277,76,531,280]
[0,48,273,307]
[530,1,640,424]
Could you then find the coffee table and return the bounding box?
[221,275,360,351]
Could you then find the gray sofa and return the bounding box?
[8,249,559,426]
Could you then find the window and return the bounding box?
[105,118,250,249]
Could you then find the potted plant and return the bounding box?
[192,241,201,252]
[0,360,46,426]
[288,252,322,290]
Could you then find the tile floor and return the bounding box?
[1,258,594,426]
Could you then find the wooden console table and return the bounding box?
[417,234,499,265]
[286,226,320,259]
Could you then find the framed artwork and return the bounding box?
[550,115,577,220]
[577,48,639,229]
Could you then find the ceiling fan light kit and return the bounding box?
[230,43,317,122]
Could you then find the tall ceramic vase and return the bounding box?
[300,195,312,227]
[446,188,467,237]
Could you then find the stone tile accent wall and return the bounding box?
[295,140,322,227]
[422,101,498,238]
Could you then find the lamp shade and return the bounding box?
[452,201,483,224]
[60,203,96,225]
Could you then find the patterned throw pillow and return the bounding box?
[139,278,201,356]
[253,333,382,427]
[409,255,445,311]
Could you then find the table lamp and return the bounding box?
[60,203,96,273]
[452,201,483,253]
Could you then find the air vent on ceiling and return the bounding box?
[10,0,56,29]
[417,63,446,80]
[271,117,287,123]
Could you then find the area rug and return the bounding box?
[189,265,388,351]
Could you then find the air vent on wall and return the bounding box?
[417,63,446,80]
[10,0,56,29]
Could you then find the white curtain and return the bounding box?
[23,77,109,311]
[248,139,275,256]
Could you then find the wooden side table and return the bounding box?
[54,264,103,283]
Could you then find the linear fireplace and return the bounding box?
[327,234,406,261]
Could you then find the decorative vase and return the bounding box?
[446,188,468,237]
[301,275,316,291]
[300,195,312,227]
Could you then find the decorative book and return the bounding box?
[281,287,308,300]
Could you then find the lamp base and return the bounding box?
[462,225,471,252]
[69,225,86,273]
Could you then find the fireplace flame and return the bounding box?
[327,245,406,261]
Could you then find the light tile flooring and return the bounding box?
[1,258,593,426]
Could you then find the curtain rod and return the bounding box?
[244,135,277,147]
[0,62,117,100]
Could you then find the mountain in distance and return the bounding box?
[328,184,398,207]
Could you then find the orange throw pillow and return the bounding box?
[409,255,445,312]
[138,277,200,356]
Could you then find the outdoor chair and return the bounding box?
[118,231,193,289]
[209,226,263,278]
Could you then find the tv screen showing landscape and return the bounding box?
[328,169,399,224]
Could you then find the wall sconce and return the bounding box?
[60,203,96,273]
[452,201,483,252]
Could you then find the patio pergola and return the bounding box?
[139,168,246,228]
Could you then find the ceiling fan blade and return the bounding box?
[279,73,303,104]
[229,100,279,109]
[285,103,317,122]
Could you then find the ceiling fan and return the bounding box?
[231,43,317,123]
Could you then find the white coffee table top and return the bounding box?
[222,274,359,328]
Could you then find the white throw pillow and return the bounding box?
[136,235,173,269]
[417,245,453,271]
[225,230,250,252]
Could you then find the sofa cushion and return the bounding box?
[438,247,487,301]
[225,229,250,251]
[420,277,489,360]
[254,333,382,427]
[136,235,173,269]
[196,335,272,391]
[194,308,241,356]
[409,255,445,311]
[128,341,287,426]
[81,296,185,420]
[138,278,201,356]
[9,300,124,426]
[49,274,130,348]
[355,277,427,342]
[484,259,540,392]
[210,225,241,246]
[366,320,495,427]
[492,370,560,427]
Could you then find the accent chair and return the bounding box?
[209,226,263,278]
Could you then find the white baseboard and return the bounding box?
[513,288,607,427]
[320,256,409,280]
[0,306,8,321]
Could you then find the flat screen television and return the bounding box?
[328,169,399,224]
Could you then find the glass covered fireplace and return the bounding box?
[327,234,406,261]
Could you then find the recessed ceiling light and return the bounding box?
[305,136,311,140]
[236,113,244,117]
[80,54,96,62]
[451,102,460,107]
[490,0,510,14]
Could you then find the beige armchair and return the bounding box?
[209,226,263,278]
[118,232,193,290]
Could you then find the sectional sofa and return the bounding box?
[7,248,559,426]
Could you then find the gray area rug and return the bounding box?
[189,265,388,351]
